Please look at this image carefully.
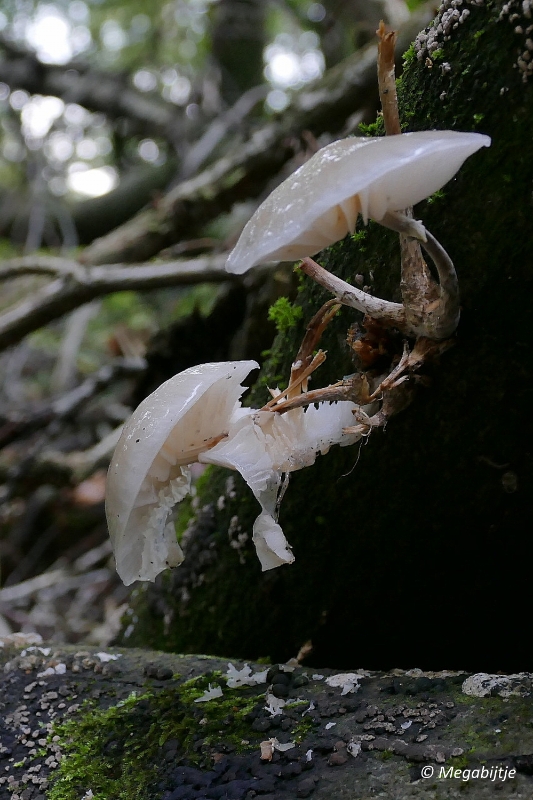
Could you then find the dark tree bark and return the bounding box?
[120,0,533,673]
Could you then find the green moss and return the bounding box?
[350,230,367,252]
[289,717,314,741]
[426,189,445,205]
[267,296,304,333]
[48,673,318,799]
[443,693,533,758]
[358,118,385,137]
[447,753,469,770]
[402,43,416,65]
[48,692,158,800]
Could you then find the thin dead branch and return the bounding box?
[0,359,144,448]
[81,5,434,267]
[0,254,234,352]
[376,22,402,136]
[0,36,186,141]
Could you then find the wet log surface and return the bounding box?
[1,639,532,799]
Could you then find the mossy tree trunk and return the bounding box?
[121,0,533,672]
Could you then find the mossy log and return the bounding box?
[121,1,533,673]
[1,640,533,799]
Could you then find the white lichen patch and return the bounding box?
[96,652,122,662]
[20,645,51,657]
[500,0,533,80]
[264,692,286,717]
[260,737,296,760]
[347,740,362,758]
[225,662,268,688]
[194,683,224,702]
[462,672,533,697]
[325,671,367,695]
[226,517,249,564]
[0,632,43,648]
[415,0,483,62]
[37,663,67,678]
[403,668,465,678]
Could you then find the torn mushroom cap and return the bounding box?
[225,130,491,274]
[200,399,367,570]
[105,360,258,585]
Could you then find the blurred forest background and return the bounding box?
[0,0,432,645]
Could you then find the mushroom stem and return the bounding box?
[380,210,427,241]
[421,229,460,337]
[299,257,406,329]
[380,211,460,339]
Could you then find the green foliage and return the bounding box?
[358,117,385,137]
[426,189,445,205]
[48,692,156,800]
[350,230,367,251]
[402,44,416,65]
[171,283,222,320]
[267,296,304,332]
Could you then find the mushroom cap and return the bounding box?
[226,130,491,274]
[200,400,366,569]
[106,360,258,584]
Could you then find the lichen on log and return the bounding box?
[1,639,533,799]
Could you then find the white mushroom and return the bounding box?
[106,361,258,585]
[200,400,366,570]
[106,360,370,582]
[225,130,490,275]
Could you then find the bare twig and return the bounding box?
[0,359,144,448]
[0,254,234,352]
[51,301,101,393]
[0,36,187,141]
[261,350,327,409]
[376,22,460,341]
[0,256,86,282]
[263,373,374,414]
[80,5,435,267]
[0,424,124,492]
[179,85,268,180]
[288,300,340,398]
[376,21,402,136]
[0,569,67,603]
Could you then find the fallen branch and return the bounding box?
[0,254,234,352]
[0,359,144,448]
[0,424,124,492]
[0,36,186,140]
[81,5,434,267]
